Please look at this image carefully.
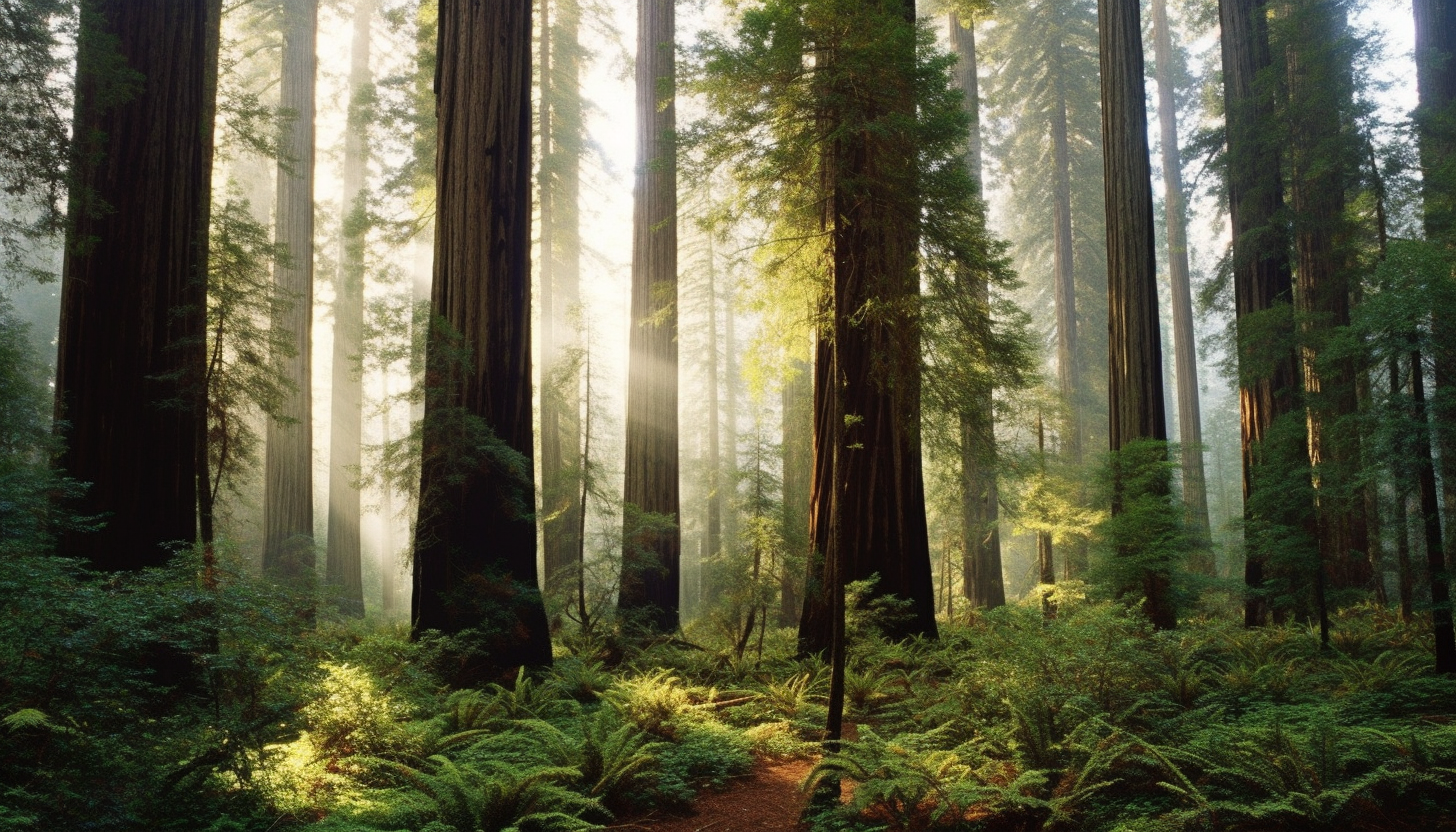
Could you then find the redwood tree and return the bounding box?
[1149,0,1213,568]
[412,0,552,681]
[325,0,373,616]
[798,0,938,654]
[55,0,220,569]
[262,0,318,583]
[949,11,1006,610]
[1099,0,1175,629]
[1219,0,1299,626]
[619,0,682,634]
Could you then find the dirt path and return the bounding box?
[618,758,817,832]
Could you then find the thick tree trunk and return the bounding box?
[412,0,552,682]
[540,0,585,596]
[1413,0,1456,596]
[1286,3,1369,596]
[1219,0,1299,626]
[949,12,1005,610]
[1100,0,1174,629]
[780,357,811,627]
[263,0,318,584]
[620,0,681,633]
[1150,0,1212,570]
[724,277,740,556]
[798,0,938,654]
[56,0,219,569]
[326,0,373,617]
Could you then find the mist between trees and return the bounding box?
[2,0,1456,828]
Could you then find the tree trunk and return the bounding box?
[56,0,219,569]
[1286,2,1369,595]
[412,0,552,683]
[1219,0,1299,626]
[1150,0,1212,570]
[949,12,1005,610]
[1392,356,1413,621]
[263,0,318,584]
[1100,0,1175,629]
[780,356,811,627]
[798,0,938,654]
[705,251,722,602]
[1036,411,1055,615]
[1412,350,1456,673]
[724,276,740,556]
[620,0,681,633]
[1413,0,1456,596]
[326,0,373,617]
[540,0,585,597]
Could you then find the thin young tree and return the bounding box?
[1099,0,1175,628]
[326,0,374,617]
[55,0,221,569]
[412,0,552,681]
[619,0,682,634]
[262,0,318,583]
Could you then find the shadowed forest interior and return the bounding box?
[3,0,1456,829]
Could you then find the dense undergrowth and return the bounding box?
[4,556,1456,832]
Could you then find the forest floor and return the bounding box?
[625,757,817,831]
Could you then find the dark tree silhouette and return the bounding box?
[56,0,221,569]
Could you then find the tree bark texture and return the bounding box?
[326,0,373,616]
[780,356,812,626]
[950,12,1005,609]
[620,0,681,633]
[412,0,552,680]
[798,0,938,654]
[1285,2,1370,593]
[1150,0,1212,570]
[539,0,584,595]
[1413,0,1456,589]
[1219,0,1299,626]
[263,0,318,583]
[1100,0,1174,629]
[56,0,219,569]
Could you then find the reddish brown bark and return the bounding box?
[1100,0,1174,629]
[619,0,681,633]
[411,0,552,681]
[262,0,318,583]
[1219,0,1299,626]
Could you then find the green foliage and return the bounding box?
[382,756,603,832]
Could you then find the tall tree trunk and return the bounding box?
[1412,350,1456,673]
[620,0,681,633]
[56,0,219,569]
[1392,356,1413,621]
[1219,0,1299,626]
[380,376,397,616]
[539,0,585,596]
[798,0,938,655]
[780,356,811,627]
[705,250,722,602]
[1286,2,1368,596]
[1150,0,1212,571]
[326,0,373,617]
[1036,411,1055,613]
[1413,0,1456,598]
[412,0,552,683]
[949,12,1005,610]
[263,0,318,584]
[724,276,740,555]
[1100,0,1175,629]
